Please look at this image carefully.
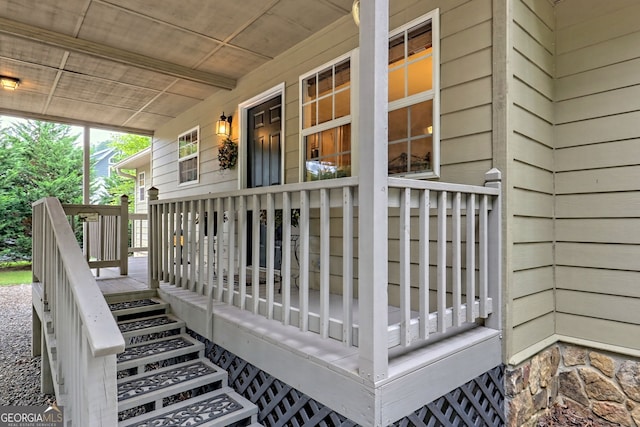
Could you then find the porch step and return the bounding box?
[109,298,169,320]
[117,334,204,373]
[117,359,227,412]
[118,314,185,343]
[112,296,262,426]
[119,387,258,427]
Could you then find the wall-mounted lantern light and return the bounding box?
[215,112,232,137]
[1,76,20,90]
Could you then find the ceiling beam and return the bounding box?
[0,17,237,90]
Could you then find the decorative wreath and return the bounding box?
[217,137,238,170]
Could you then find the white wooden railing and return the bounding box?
[62,195,129,275]
[32,197,125,426]
[148,169,501,356]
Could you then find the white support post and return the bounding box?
[357,0,389,382]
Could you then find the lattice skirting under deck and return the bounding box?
[188,330,505,427]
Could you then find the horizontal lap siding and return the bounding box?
[439,0,493,186]
[384,0,495,311]
[554,0,640,351]
[152,0,490,196]
[508,0,555,357]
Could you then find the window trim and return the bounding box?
[177,125,200,186]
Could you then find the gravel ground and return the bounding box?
[0,284,54,406]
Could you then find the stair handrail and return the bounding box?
[32,197,125,425]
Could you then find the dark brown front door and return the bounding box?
[247,95,282,267]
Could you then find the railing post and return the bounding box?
[148,187,159,289]
[119,195,129,276]
[484,169,502,331]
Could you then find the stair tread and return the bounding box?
[118,314,184,334]
[117,335,203,367]
[118,359,226,404]
[109,298,165,312]
[119,387,257,427]
[110,298,169,317]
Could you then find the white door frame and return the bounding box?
[238,83,286,189]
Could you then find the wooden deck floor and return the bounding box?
[94,256,149,295]
[95,256,408,326]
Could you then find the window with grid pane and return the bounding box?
[301,55,352,181]
[178,126,199,185]
[388,18,438,177]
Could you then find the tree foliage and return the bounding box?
[0,120,83,261]
[96,134,150,209]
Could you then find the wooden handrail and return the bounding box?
[34,197,125,355]
[32,197,124,425]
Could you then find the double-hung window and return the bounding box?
[178,126,199,185]
[388,14,439,177]
[299,11,438,180]
[300,52,353,181]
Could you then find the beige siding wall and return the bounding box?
[152,0,494,199]
[554,0,640,352]
[507,0,556,359]
[152,0,497,297]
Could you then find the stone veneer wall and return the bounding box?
[506,343,640,426]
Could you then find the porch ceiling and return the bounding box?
[0,0,353,135]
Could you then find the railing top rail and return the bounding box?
[387,177,500,196]
[61,203,123,216]
[37,197,125,357]
[150,176,360,205]
[129,213,147,220]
